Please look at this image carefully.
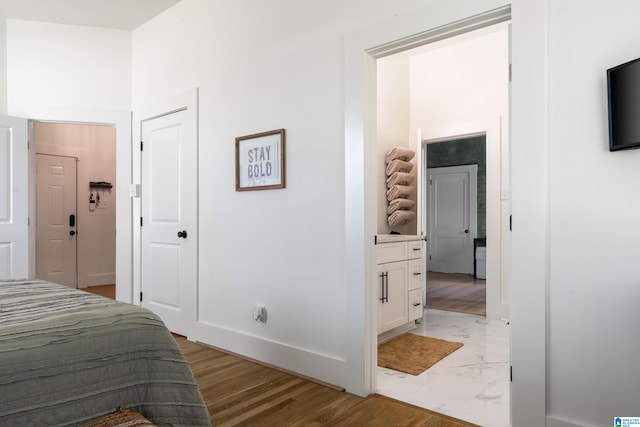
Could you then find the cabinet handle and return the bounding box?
[384,272,389,303]
[380,272,386,303]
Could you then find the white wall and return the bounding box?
[376,55,412,235]
[6,0,640,424]
[545,1,640,426]
[409,26,509,140]
[6,20,131,111]
[131,0,492,394]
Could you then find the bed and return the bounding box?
[0,279,211,426]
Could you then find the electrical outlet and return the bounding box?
[252,304,267,323]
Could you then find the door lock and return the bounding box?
[177,230,188,239]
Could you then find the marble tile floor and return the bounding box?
[377,308,510,427]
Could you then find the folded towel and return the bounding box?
[386,184,414,201]
[388,210,416,227]
[385,147,415,163]
[387,198,416,215]
[385,159,414,176]
[386,171,415,188]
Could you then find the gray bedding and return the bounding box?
[0,279,210,426]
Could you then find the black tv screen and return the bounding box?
[607,57,640,151]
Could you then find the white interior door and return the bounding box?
[428,165,477,274]
[36,154,77,287]
[141,108,197,337]
[0,116,29,279]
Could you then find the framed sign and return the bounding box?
[235,129,286,191]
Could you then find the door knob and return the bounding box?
[69,230,76,236]
[464,229,469,234]
[177,230,188,239]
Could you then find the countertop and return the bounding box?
[375,234,424,244]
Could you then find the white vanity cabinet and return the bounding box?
[376,237,424,335]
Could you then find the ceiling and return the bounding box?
[0,0,181,30]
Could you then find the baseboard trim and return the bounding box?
[547,415,586,427]
[377,322,416,344]
[195,320,351,393]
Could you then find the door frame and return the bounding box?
[18,106,132,301]
[0,116,29,279]
[343,0,534,408]
[422,129,509,320]
[132,88,199,338]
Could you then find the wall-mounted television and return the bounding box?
[607,57,640,151]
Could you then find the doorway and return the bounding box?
[32,122,117,293]
[373,18,510,427]
[427,164,478,275]
[425,135,486,317]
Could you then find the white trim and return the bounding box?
[546,416,583,427]
[509,0,549,425]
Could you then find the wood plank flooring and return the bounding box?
[83,284,116,299]
[176,336,479,426]
[426,272,486,316]
[87,284,480,425]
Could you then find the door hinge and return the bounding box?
[140,292,143,302]
[140,217,143,227]
[510,215,512,231]
[509,63,512,82]
[510,365,513,382]
[140,141,143,151]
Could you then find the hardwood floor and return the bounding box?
[89,283,479,425]
[83,284,116,299]
[175,336,479,426]
[426,272,486,316]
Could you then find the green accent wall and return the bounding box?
[426,135,486,238]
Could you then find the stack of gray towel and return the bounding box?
[385,147,416,227]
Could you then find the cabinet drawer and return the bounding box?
[407,240,422,260]
[407,258,423,291]
[377,242,407,264]
[408,289,423,321]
